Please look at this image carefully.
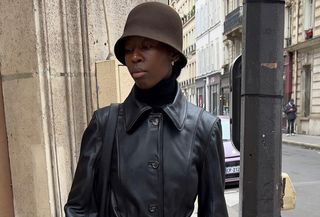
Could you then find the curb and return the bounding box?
[282,140,320,150]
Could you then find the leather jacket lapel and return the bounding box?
[122,87,187,132]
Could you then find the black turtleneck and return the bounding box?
[134,74,177,108]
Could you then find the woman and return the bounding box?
[65,2,228,217]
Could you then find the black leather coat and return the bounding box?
[65,87,228,217]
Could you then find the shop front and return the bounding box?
[196,78,206,109]
[207,74,221,115]
[220,73,231,116]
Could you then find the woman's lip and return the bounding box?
[131,71,146,79]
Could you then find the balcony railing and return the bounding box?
[224,6,243,35]
[183,43,196,56]
[285,37,292,47]
[182,5,195,25]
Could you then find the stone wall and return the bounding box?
[0,77,14,217]
[288,0,320,135]
[0,1,167,217]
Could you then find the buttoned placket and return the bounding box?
[147,113,163,216]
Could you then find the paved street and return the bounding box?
[223,143,320,217]
[281,144,320,217]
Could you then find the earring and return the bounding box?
[171,61,175,66]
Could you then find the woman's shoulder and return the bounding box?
[94,103,121,124]
[186,102,219,129]
[95,106,111,120]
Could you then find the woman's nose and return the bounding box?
[131,49,143,63]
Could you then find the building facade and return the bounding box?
[195,0,225,115]
[223,0,243,117]
[0,1,165,217]
[170,0,197,104]
[284,0,320,135]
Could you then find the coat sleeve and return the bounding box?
[198,118,229,217]
[64,112,102,217]
[284,104,291,114]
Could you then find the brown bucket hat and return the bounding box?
[114,2,187,69]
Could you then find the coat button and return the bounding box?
[148,161,159,169]
[152,161,159,169]
[148,204,158,213]
[150,118,159,126]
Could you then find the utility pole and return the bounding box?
[240,0,284,216]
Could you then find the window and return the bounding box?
[192,63,196,78]
[224,43,229,65]
[207,47,210,73]
[303,65,311,117]
[235,39,241,57]
[215,39,219,69]
[221,88,230,115]
[197,87,205,108]
[226,0,230,16]
[284,5,292,46]
[304,0,315,30]
[205,49,207,74]
[210,43,214,70]
[209,84,218,115]
[233,0,237,10]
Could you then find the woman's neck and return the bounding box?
[134,75,177,107]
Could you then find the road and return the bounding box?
[224,143,320,217]
[281,144,320,217]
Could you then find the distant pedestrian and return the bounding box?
[284,99,297,136]
[64,2,228,217]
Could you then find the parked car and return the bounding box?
[219,116,240,185]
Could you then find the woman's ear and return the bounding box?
[166,45,180,63]
[170,51,180,62]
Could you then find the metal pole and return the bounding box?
[240,0,284,216]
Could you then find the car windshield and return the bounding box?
[220,118,231,140]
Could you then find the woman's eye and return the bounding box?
[141,45,151,50]
[124,48,133,53]
[142,42,156,50]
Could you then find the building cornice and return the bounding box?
[183,16,195,27]
[196,21,222,40]
[285,36,320,52]
[196,70,222,80]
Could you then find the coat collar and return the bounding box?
[122,87,187,132]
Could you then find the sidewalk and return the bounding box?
[282,133,320,150]
[225,133,320,217]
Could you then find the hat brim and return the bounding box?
[114,35,187,69]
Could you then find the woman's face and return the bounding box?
[124,36,177,89]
